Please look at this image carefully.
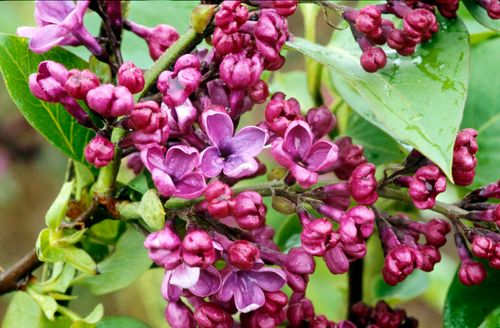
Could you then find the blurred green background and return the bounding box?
[0,1,464,327]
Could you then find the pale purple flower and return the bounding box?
[141,145,206,199]
[271,121,339,188]
[216,262,286,313]
[17,0,101,55]
[162,100,197,137]
[200,110,268,178]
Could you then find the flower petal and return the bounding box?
[283,120,313,160]
[189,266,221,297]
[232,126,268,157]
[247,267,286,292]
[217,270,237,302]
[290,164,318,188]
[164,145,200,178]
[152,169,176,198]
[306,140,339,171]
[200,146,224,178]
[223,153,259,178]
[161,271,182,302]
[174,172,207,199]
[141,145,166,172]
[202,110,234,149]
[35,1,75,24]
[170,263,201,289]
[270,138,294,169]
[29,24,69,54]
[234,273,266,313]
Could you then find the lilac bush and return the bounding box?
[0,0,500,327]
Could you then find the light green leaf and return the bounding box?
[82,304,104,325]
[2,292,45,328]
[479,306,500,328]
[26,285,58,321]
[372,270,430,304]
[268,70,315,111]
[62,246,97,275]
[286,17,470,181]
[74,161,95,200]
[443,262,500,328]
[41,263,76,293]
[76,227,152,295]
[96,317,150,328]
[0,34,93,163]
[275,214,301,251]
[463,0,500,32]
[460,38,500,187]
[45,181,74,229]
[139,189,165,231]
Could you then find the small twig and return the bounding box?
[348,258,363,320]
[0,249,40,295]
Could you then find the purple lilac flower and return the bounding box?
[271,121,339,188]
[141,145,206,199]
[17,0,101,55]
[200,110,268,179]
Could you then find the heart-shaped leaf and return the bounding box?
[0,34,93,163]
[286,17,470,180]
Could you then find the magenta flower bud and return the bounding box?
[345,206,375,239]
[336,320,357,328]
[182,230,216,268]
[356,6,383,39]
[29,61,69,102]
[262,291,288,315]
[215,0,248,34]
[481,0,500,19]
[333,137,367,180]
[212,27,249,55]
[403,8,438,43]
[360,47,387,72]
[86,84,134,117]
[230,191,266,230]
[323,244,349,274]
[220,52,264,90]
[165,301,195,328]
[422,218,450,247]
[339,217,359,244]
[255,11,289,63]
[118,61,145,94]
[265,92,302,136]
[285,269,309,292]
[258,0,298,17]
[406,165,446,209]
[306,105,336,139]
[205,181,233,219]
[144,225,182,270]
[348,163,378,205]
[128,21,180,60]
[248,79,269,104]
[228,240,260,270]
[84,135,114,168]
[287,293,315,328]
[458,259,487,286]
[387,28,417,56]
[158,54,201,107]
[343,240,368,260]
[300,218,333,256]
[64,69,99,100]
[490,243,500,269]
[453,128,478,186]
[286,247,316,275]
[471,236,495,259]
[418,245,441,272]
[194,302,234,328]
[382,246,423,285]
[128,101,167,133]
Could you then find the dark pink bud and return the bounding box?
[64,69,99,99]
[418,245,441,272]
[194,302,234,328]
[248,79,269,104]
[382,246,422,285]
[286,247,315,275]
[228,240,260,270]
[300,218,333,256]
[118,61,145,94]
[339,217,359,244]
[489,243,500,269]
[205,181,233,219]
[126,153,143,174]
[128,101,167,132]
[336,320,357,328]
[471,236,495,259]
[287,293,315,328]
[230,191,266,230]
[360,47,387,72]
[258,0,298,17]
[29,61,68,102]
[262,291,288,314]
[255,11,289,63]
[84,135,114,168]
[423,218,450,247]
[403,8,438,43]
[144,225,182,270]
[452,128,478,186]
[182,230,216,268]
[265,92,302,136]
[458,259,487,286]
[145,24,180,60]
[166,301,195,328]
[219,52,264,89]
[484,0,500,19]
[407,165,447,209]
[212,28,249,55]
[333,137,367,180]
[306,105,336,139]
[348,163,378,205]
[356,6,383,39]
[285,269,309,292]
[323,244,349,274]
[345,206,375,239]
[86,84,134,117]
[342,240,367,260]
[215,0,248,33]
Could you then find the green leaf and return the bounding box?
[82,304,104,324]
[74,161,95,201]
[26,284,58,321]
[286,17,470,181]
[0,34,93,163]
[275,214,301,251]
[268,70,315,111]
[463,0,500,32]
[61,246,97,275]
[139,189,165,231]
[76,227,152,295]
[461,38,500,187]
[45,181,74,229]
[344,111,405,165]
[443,263,500,328]
[2,292,45,328]
[372,270,430,304]
[41,263,76,293]
[96,317,150,328]
[479,306,500,328]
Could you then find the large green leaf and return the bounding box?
[286,17,470,181]
[2,292,45,328]
[443,263,500,328]
[463,0,500,32]
[461,38,500,187]
[0,34,93,163]
[76,227,152,295]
